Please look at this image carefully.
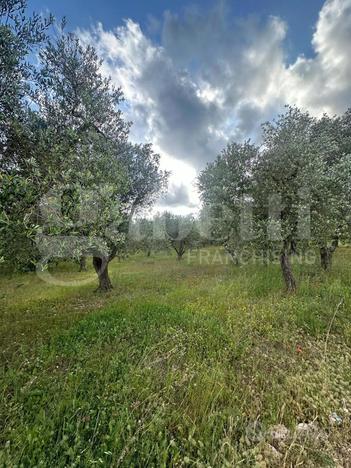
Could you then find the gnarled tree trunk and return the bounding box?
[172,239,186,260]
[320,247,333,271]
[280,242,296,292]
[93,256,113,292]
[320,237,338,271]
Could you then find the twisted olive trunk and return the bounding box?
[320,237,338,271]
[320,247,333,271]
[280,241,296,292]
[93,256,113,292]
[172,239,186,260]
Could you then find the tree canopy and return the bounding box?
[0,4,167,290]
[199,106,351,291]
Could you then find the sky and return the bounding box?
[29,0,351,214]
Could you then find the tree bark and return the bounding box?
[177,240,186,260]
[172,240,185,260]
[320,247,332,271]
[79,256,87,272]
[227,250,239,265]
[93,256,113,291]
[320,238,338,271]
[280,244,296,292]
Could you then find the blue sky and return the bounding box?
[28,0,351,213]
[30,0,324,60]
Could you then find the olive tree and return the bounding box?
[254,107,334,291]
[310,112,351,270]
[162,213,199,260]
[35,32,167,290]
[198,141,258,264]
[129,218,155,257]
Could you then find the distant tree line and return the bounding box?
[129,213,201,260]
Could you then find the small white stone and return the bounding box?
[296,422,325,442]
[268,424,290,444]
[296,422,317,434]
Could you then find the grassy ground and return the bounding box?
[0,247,351,466]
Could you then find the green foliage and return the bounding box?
[0,0,53,119]
[129,218,158,256]
[0,3,167,285]
[310,114,351,249]
[162,212,200,260]
[198,141,259,263]
[0,1,52,270]
[199,106,351,288]
[0,173,41,270]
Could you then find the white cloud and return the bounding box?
[284,0,351,115]
[77,0,351,212]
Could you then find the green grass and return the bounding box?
[1,248,351,466]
